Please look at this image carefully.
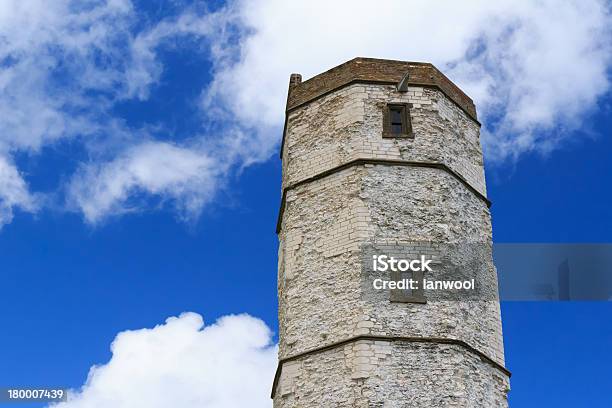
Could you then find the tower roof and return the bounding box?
[287,57,478,122]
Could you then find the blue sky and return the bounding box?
[0,1,611,407]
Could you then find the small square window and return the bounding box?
[389,268,426,304]
[383,103,413,138]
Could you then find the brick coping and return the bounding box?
[276,158,491,234]
[288,58,475,119]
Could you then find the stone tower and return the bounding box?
[272,58,510,407]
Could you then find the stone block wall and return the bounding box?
[278,165,505,363]
[282,83,487,196]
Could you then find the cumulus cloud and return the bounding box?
[67,142,222,224]
[51,313,276,408]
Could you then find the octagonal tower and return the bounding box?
[272,58,510,407]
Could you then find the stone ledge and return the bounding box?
[276,158,491,233]
[271,334,511,399]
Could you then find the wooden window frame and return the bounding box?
[383,103,413,138]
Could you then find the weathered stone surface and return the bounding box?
[276,341,509,408]
[282,83,486,196]
[275,59,509,407]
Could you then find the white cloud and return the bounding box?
[51,313,276,408]
[0,0,135,152]
[445,1,612,160]
[0,156,38,227]
[67,142,222,224]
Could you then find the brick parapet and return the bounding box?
[287,57,477,120]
